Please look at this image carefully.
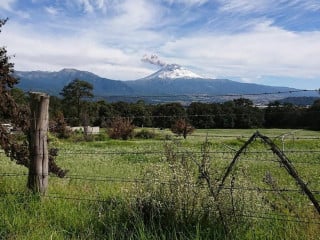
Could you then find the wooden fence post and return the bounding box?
[27,92,50,194]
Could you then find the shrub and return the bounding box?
[171,118,195,139]
[134,129,156,139]
[128,140,249,239]
[49,112,71,139]
[108,117,135,140]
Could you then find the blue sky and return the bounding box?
[0,0,320,89]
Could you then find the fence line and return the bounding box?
[60,110,320,119]
[91,89,317,99]
[2,149,320,155]
[1,191,319,225]
[1,149,320,166]
[1,172,320,194]
[1,123,320,228]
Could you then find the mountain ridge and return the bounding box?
[14,67,318,103]
[142,64,205,80]
[15,68,133,96]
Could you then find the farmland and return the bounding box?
[1,128,320,239]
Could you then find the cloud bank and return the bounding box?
[0,0,319,88]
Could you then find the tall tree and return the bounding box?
[152,103,186,128]
[60,79,94,125]
[0,19,21,121]
[305,99,320,130]
[0,18,67,180]
[187,102,219,129]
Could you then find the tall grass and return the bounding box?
[0,128,320,239]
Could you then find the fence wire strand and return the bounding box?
[1,191,319,225]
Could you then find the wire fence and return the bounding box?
[0,191,319,225]
[1,104,320,228]
[91,89,318,99]
[2,172,320,194]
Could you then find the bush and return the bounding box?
[134,129,156,139]
[49,112,71,139]
[171,119,195,139]
[108,117,135,140]
[127,140,249,239]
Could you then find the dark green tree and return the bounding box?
[0,19,21,121]
[130,100,152,127]
[221,101,236,128]
[94,100,115,127]
[49,95,63,118]
[305,99,320,130]
[9,88,28,105]
[0,18,67,178]
[60,79,94,125]
[111,101,131,117]
[152,103,186,128]
[232,98,263,128]
[187,102,217,129]
[265,101,302,129]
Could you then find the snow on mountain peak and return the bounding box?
[145,64,204,80]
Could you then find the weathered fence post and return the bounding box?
[27,92,49,194]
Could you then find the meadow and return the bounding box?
[1,128,320,239]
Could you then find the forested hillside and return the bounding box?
[6,82,320,131]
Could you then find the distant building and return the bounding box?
[67,126,100,135]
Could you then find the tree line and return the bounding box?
[12,79,320,130]
[3,79,320,133]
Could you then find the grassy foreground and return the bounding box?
[1,128,320,239]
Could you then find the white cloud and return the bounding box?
[3,17,320,85]
[45,6,59,16]
[300,0,320,11]
[107,0,162,30]
[163,0,208,6]
[81,0,94,13]
[1,0,320,89]
[65,0,110,13]
[0,0,168,80]
[218,0,271,13]
[0,0,29,19]
[0,0,15,11]
[93,0,108,12]
[1,21,153,80]
[217,0,320,14]
[161,22,320,81]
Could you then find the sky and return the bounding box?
[0,0,320,89]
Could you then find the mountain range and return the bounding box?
[15,64,318,104]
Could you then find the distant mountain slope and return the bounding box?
[14,66,318,103]
[15,68,133,96]
[126,76,294,95]
[125,64,318,103]
[278,97,320,106]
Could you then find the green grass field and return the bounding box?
[1,128,320,239]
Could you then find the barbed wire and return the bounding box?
[43,149,320,155]
[1,191,319,224]
[91,89,318,99]
[21,88,317,100]
[1,149,320,166]
[59,110,320,121]
[1,172,320,194]
[32,87,320,98]
[3,110,319,124]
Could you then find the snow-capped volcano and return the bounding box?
[144,64,204,80]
